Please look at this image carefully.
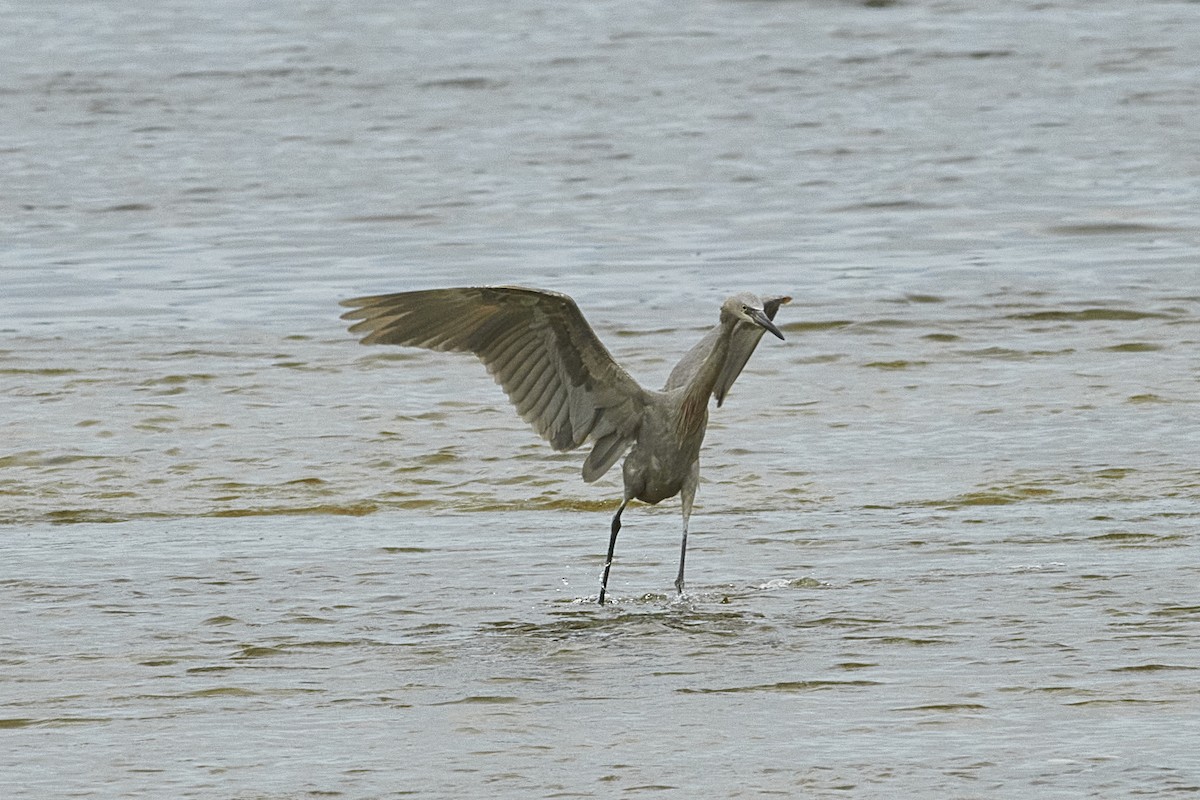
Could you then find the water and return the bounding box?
[3,0,1199,796]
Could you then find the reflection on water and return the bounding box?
[3,0,1200,796]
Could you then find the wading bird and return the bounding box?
[340,287,789,604]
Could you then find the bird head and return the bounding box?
[724,293,785,340]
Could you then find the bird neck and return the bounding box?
[677,314,737,436]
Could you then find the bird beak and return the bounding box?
[749,307,785,340]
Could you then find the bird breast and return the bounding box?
[622,401,706,505]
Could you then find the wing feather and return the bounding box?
[341,287,648,470]
[505,339,550,399]
[547,394,572,447]
[482,322,528,360]
[531,347,567,413]
[489,333,538,381]
[511,356,554,417]
[534,381,567,435]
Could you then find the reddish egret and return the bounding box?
[341,287,788,604]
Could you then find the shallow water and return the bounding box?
[3,0,1199,797]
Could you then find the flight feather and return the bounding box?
[340,287,647,476]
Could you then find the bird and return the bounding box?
[340,286,789,604]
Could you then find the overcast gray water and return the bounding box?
[3,0,1199,797]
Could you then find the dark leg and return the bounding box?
[675,461,698,596]
[674,520,688,596]
[599,499,627,605]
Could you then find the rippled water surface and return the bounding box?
[3,0,1199,797]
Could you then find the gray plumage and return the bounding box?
[340,286,789,604]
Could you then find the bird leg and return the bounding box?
[599,499,628,605]
[674,525,688,596]
[675,461,699,596]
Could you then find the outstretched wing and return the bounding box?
[341,287,647,478]
[664,295,790,407]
